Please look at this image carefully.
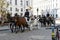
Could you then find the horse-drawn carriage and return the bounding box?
[39,15,55,27]
[9,14,55,33]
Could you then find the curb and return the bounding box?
[0,29,10,31]
[46,27,56,29]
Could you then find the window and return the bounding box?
[56,3,57,7]
[10,7,12,11]
[53,4,54,8]
[20,0,23,6]
[15,8,19,12]
[10,0,12,4]
[53,0,54,1]
[26,1,28,6]
[21,8,23,12]
[15,0,17,5]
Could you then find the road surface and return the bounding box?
[0,26,52,40]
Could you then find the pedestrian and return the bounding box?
[56,28,59,40]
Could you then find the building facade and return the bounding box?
[33,0,60,18]
[6,0,32,16]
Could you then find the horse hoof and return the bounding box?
[11,30,13,33]
[15,31,18,34]
[29,29,31,31]
[11,31,13,33]
[21,30,24,33]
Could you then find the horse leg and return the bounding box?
[42,22,45,27]
[44,22,46,27]
[20,25,25,32]
[10,23,13,33]
[48,22,50,27]
[20,26,23,32]
[28,27,30,31]
[41,22,42,27]
[10,23,14,33]
[25,24,30,31]
[18,25,23,32]
[49,21,51,26]
[15,25,18,33]
[46,22,48,27]
[14,23,18,33]
[22,26,25,32]
[18,25,21,31]
[26,26,30,31]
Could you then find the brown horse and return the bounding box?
[10,17,30,33]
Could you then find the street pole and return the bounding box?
[37,8,38,17]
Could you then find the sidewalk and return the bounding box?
[0,26,10,31]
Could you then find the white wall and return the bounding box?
[7,0,32,16]
[32,0,58,16]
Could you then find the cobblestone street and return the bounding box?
[0,26,52,40]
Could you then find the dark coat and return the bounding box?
[24,11,29,18]
[46,13,50,17]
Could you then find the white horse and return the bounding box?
[28,17,41,30]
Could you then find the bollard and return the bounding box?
[52,32,55,40]
[51,26,55,40]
